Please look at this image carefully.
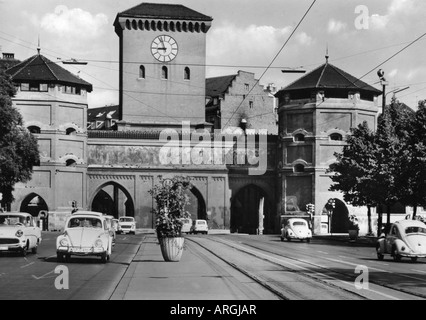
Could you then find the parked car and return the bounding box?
[376,219,426,262]
[0,212,42,256]
[117,216,136,235]
[104,215,116,246]
[112,219,119,233]
[190,219,208,235]
[180,218,192,234]
[281,218,312,243]
[56,211,113,263]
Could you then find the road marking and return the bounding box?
[32,269,56,280]
[317,250,329,255]
[412,269,426,274]
[21,262,35,269]
[325,257,391,273]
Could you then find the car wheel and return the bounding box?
[287,237,291,242]
[65,254,71,263]
[307,239,311,243]
[411,257,418,263]
[21,243,28,257]
[392,247,401,262]
[101,252,108,263]
[280,236,284,242]
[31,245,37,254]
[57,253,63,262]
[376,245,384,260]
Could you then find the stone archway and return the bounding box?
[186,187,207,221]
[91,182,134,219]
[231,184,270,235]
[323,198,350,233]
[20,193,48,217]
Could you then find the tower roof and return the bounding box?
[6,54,93,92]
[117,2,213,21]
[280,62,381,94]
[206,74,237,97]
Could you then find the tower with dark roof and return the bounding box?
[275,60,381,234]
[6,51,92,215]
[113,2,213,131]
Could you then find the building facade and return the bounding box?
[5,3,392,235]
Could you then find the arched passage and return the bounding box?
[20,193,48,217]
[231,184,271,234]
[322,198,350,233]
[91,182,134,219]
[185,187,207,221]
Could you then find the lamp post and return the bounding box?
[385,86,410,101]
[326,199,335,235]
[377,69,389,115]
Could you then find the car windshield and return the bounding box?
[292,221,306,226]
[0,215,27,225]
[405,226,426,235]
[182,219,191,224]
[68,217,103,229]
[119,218,134,222]
[197,221,206,225]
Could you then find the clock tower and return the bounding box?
[114,3,213,131]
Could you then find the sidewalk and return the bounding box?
[313,233,377,246]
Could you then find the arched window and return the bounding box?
[28,126,41,134]
[184,67,190,80]
[330,133,343,141]
[139,65,145,79]
[66,127,77,135]
[162,66,168,80]
[125,20,131,30]
[294,133,305,142]
[132,20,137,30]
[294,164,305,173]
[66,159,77,167]
[144,20,150,30]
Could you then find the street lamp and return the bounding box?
[377,69,389,115]
[326,199,336,235]
[385,86,410,101]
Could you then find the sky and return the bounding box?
[1,0,426,109]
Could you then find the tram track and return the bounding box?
[186,236,366,300]
[187,235,426,300]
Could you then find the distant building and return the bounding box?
[0,52,20,72]
[206,71,278,134]
[87,105,119,130]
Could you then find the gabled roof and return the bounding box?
[206,74,237,97]
[281,62,381,94]
[117,2,213,21]
[6,54,93,92]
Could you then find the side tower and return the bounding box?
[275,59,381,235]
[113,3,213,131]
[6,51,92,216]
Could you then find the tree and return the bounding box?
[0,70,39,209]
[328,98,416,235]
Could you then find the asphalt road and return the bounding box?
[0,231,144,300]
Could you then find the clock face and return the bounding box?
[151,35,178,62]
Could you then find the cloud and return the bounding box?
[388,69,398,78]
[295,32,314,46]
[88,89,118,109]
[40,5,108,39]
[207,23,292,63]
[327,19,347,34]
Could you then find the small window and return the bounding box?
[330,133,343,141]
[244,83,249,91]
[66,159,77,167]
[21,83,29,91]
[249,100,254,109]
[294,134,305,142]
[184,67,190,80]
[139,65,145,79]
[294,164,305,173]
[66,128,77,135]
[39,83,48,92]
[162,66,168,80]
[28,126,41,134]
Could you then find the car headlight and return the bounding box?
[401,246,406,251]
[60,238,69,246]
[15,230,24,237]
[94,239,103,248]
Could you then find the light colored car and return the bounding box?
[112,219,119,233]
[180,218,192,234]
[104,215,116,246]
[281,218,312,242]
[190,219,208,235]
[0,212,42,256]
[376,220,426,262]
[56,211,113,263]
[117,216,136,235]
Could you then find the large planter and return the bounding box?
[159,237,185,262]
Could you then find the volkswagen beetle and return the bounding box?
[281,218,312,243]
[376,219,426,262]
[0,212,42,256]
[56,211,113,263]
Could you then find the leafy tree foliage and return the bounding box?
[0,70,39,208]
[328,98,417,234]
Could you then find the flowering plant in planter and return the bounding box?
[149,176,192,239]
[348,214,360,231]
